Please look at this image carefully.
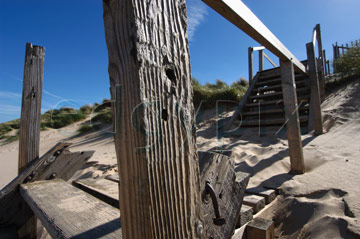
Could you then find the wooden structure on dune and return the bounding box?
[0,0,326,239]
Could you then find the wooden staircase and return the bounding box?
[238,67,310,128]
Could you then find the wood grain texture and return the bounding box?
[198,151,249,239]
[0,142,94,231]
[20,180,122,239]
[306,43,323,136]
[103,1,203,238]
[18,42,45,239]
[18,43,45,174]
[73,178,119,209]
[202,0,306,73]
[280,60,305,174]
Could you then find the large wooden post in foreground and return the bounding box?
[306,43,323,135]
[280,60,305,174]
[18,43,45,239]
[103,1,203,238]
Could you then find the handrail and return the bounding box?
[202,0,306,74]
[248,46,277,82]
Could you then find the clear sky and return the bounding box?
[0,0,359,123]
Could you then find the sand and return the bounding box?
[1,78,359,238]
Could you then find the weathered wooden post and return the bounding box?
[18,43,45,239]
[248,47,254,83]
[103,1,203,238]
[306,42,323,135]
[280,60,305,174]
[314,24,325,102]
[323,50,327,75]
[259,49,264,72]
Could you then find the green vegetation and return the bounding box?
[41,107,87,129]
[334,44,360,75]
[192,78,248,109]
[1,78,249,139]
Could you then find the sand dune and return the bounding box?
[0,78,359,238]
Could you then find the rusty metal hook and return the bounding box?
[205,181,226,226]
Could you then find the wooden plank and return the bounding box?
[202,0,306,73]
[243,194,265,214]
[18,42,44,239]
[249,87,309,100]
[246,188,276,204]
[246,218,275,239]
[105,174,120,183]
[103,1,203,238]
[0,142,94,231]
[245,95,310,108]
[198,151,249,239]
[72,178,119,209]
[20,180,122,239]
[306,43,323,135]
[280,60,305,174]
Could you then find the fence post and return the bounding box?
[103,1,204,238]
[259,49,264,71]
[248,47,254,83]
[18,43,45,239]
[306,42,323,135]
[280,60,305,174]
[323,50,327,75]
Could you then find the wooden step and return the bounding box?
[249,87,309,101]
[243,105,309,117]
[256,75,306,87]
[242,108,284,116]
[72,178,119,209]
[240,115,308,127]
[245,95,310,108]
[20,179,122,239]
[254,80,307,93]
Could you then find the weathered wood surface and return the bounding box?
[306,43,323,135]
[0,142,94,231]
[259,49,264,71]
[73,178,119,209]
[246,187,276,204]
[20,180,122,239]
[103,1,203,238]
[18,43,45,174]
[243,194,265,214]
[238,205,253,228]
[280,60,305,174]
[202,0,306,73]
[246,218,275,239]
[248,47,254,83]
[18,42,44,239]
[198,151,249,239]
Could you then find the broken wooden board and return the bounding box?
[198,151,249,239]
[0,142,94,230]
[73,178,119,209]
[20,179,122,239]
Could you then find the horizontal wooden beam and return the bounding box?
[202,0,306,73]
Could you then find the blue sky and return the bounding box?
[1,0,360,123]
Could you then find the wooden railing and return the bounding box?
[333,40,359,73]
[248,46,277,83]
[203,0,306,74]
